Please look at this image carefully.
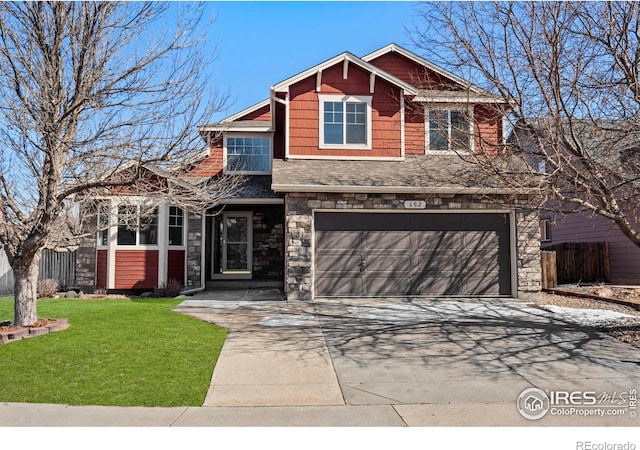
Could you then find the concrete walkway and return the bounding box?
[2,290,640,426]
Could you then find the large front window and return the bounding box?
[427,109,471,152]
[117,205,158,246]
[319,95,371,149]
[225,136,271,173]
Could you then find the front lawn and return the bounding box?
[0,297,226,406]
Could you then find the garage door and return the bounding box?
[315,212,512,297]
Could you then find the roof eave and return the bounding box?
[271,183,529,195]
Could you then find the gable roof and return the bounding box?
[270,50,418,95]
[362,43,487,94]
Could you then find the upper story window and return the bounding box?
[117,205,158,246]
[426,109,471,152]
[224,136,271,174]
[319,95,372,149]
[168,206,184,246]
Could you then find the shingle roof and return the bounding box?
[272,155,527,194]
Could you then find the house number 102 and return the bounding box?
[404,200,426,209]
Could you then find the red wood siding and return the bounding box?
[167,250,185,286]
[237,104,271,121]
[187,137,223,177]
[368,52,457,89]
[288,64,402,158]
[474,105,504,153]
[547,212,640,283]
[115,250,159,289]
[405,106,425,155]
[96,249,108,290]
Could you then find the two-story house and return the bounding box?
[76,44,542,301]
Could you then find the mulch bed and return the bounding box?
[0,318,69,345]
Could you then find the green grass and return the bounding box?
[0,297,227,406]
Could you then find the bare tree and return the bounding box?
[411,1,640,247]
[0,2,236,326]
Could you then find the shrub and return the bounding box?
[37,279,60,298]
[152,279,183,298]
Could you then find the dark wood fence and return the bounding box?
[541,242,610,285]
[0,249,76,295]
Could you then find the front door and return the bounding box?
[210,211,252,279]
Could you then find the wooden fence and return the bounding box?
[0,250,76,295]
[540,250,557,289]
[541,242,610,285]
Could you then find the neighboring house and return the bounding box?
[75,43,542,300]
[513,120,640,284]
[540,214,640,284]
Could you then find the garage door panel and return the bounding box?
[417,254,461,271]
[316,254,362,273]
[364,231,411,250]
[366,276,413,295]
[316,231,361,251]
[366,254,412,273]
[416,277,465,295]
[316,275,364,296]
[417,231,464,250]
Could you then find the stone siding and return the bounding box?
[252,206,285,280]
[284,192,541,301]
[75,213,97,292]
[186,212,202,288]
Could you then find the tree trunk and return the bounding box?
[13,252,42,326]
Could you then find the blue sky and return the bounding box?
[205,1,422,120]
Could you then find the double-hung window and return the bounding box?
[427,109,472,152]
[168,206,184,246]
[225,136,271,174]
[319,95,372,149]
[117,205,158,246]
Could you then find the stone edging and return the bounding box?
[0,319,70,344]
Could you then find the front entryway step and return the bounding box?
[206,280,283,290]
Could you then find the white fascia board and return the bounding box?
[362,43,487,95]
[271,52,418,95]
[413,94,507,104]
[271,183,528,195]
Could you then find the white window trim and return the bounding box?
[223,133,273,175]
[318,94,373,150]
[424,105,474,154]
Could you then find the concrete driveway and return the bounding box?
[175,292,640,426]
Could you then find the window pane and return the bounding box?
[227,137,270,172]
[346,122,366,144]
[139,207,158,245]
[169,227,183,246]
[346,102,367,144]
[429,110,449,151]
[324,123,343,144]
[117,205,137,245]
[451,111,470,150]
